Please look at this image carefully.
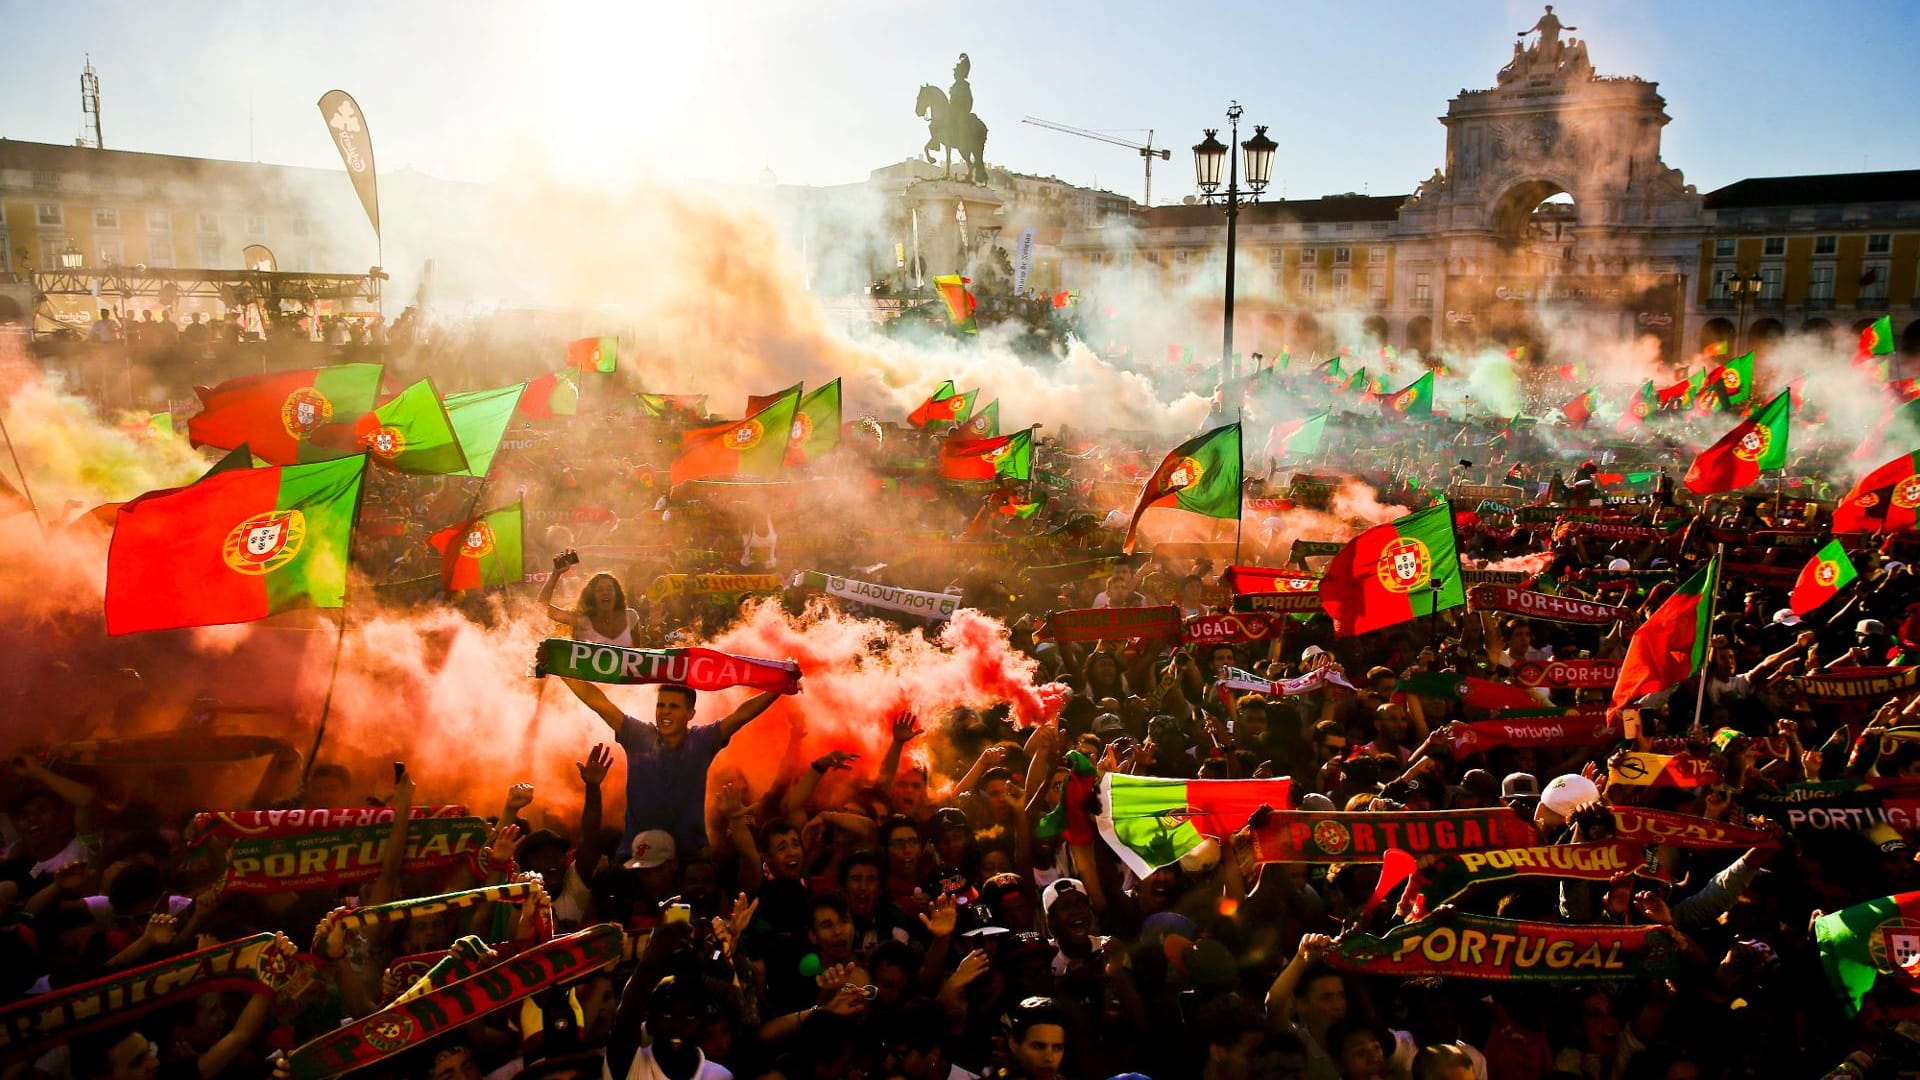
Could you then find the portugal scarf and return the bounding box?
[184,805,470,848]
[532,639,802,694]
[1248,807,1535,864]
[1034,605,1182,643]
[221,818,490,895]
[1329,914,1683,982]
[794,571,960,621]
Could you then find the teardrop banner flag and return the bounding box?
[317,90,379,238]
[532,639,802,694]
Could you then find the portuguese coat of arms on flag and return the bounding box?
[1318,501,1465,636]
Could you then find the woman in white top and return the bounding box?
[537,551,641,646]
[740,513,777,569]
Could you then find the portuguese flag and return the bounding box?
[517,371,577,420]
[1833,451,1920,534]
[442,384,526,478]
[105,457,365,634]
[670,387,800,487]
[960,399,1000,438]
[636,393,709,421]
[1860,315,1896,359]
[1655,376,1692,408]
[1814,891,1920,1016]
[933,275,978,334]
[1095,774,1293,877]
[1341,366,1370,394]
[939,427,1033,481]
[1318,501,1465,636]
[1616,381,1656,432]
[1708,351,1755,407]
[1380,370,1434,419]
[1559,389,1596,428]
[1683,390,1789,494]
[1396,672,1541,712]
[1703,339,1730,359]
[429,502,523,592]
[1316,355,1345,383]
[910,384,978,428]
[1121,423,1242,554]
[787,379,841,464]
[1790,539,1857,615]
[1267,411,1328,457]
[1610,557,1718,717]
[354,379,469,475]
[189,364,382,464]
[565,335,617,373]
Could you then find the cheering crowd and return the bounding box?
[6,324,1920,1080]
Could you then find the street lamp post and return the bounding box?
[1193,103,1276,388]
[1729,271,1763,353]
[59,242,84,270]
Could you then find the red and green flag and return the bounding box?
[786,379,841,464]
[354,379,469,475]
[1616,381,1656,432]
[1609,556,1718,716]
[441,384,526,478]
[105,457,365,635]
[1094,774,1293,877]
[565,335,617,373]
[939,427,1033,481]
[1380,371,1434,419]
[1122,423,1242,554]
[909,382,978,427]
[1266,411,1328,458]
[933,275,978,333]
[1814,891,1920,1016]
[1683,390,1789,494]
[1559,389,1596,428]
[188,363,382,464]
[429,502,523,592]
[1318,501,1465,636]
[1860,315,1896,360]
[1790,539,1857,615]
[1655,376,1692,408]
[1833,450,1920,534]
[517,371,578,420]
[1341,366,1370,394]
[961,399,1001,438]
[636,392,709,421]
[1395,672,1541,712]
[1703,339,1730,359]
[670,387,800,487]
[1708,351,1755,407]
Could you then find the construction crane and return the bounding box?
[1021,117,1171,207]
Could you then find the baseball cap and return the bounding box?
[1300,792,1337,811]
[624,830,676,870]
[1772,609,1801,627]
[1606,557,1632,572]
[1040,878,1090,917]
[1885,561,1908,574]
[1093,712,1127,738]
[932,807,971,834]
[1858,619,1887,636]
[1500,772,1540,801]
[1539,774,1601,818]
[1300,645,1328,663]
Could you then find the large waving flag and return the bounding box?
[960,399,1001,438]
[787,379,842,464]
[1380,371,1434,419]
[565,335,618,373]
[354,379,468,475]
[670,387,801,487]
[1559,389,1596,428]
[1707,352,1755,408]
[1790,540,1857,615]
[909,381,963,427]
[1267,412,1328,458]
[933,275,978,334]
[1318,501,1464,636]
[189,364,383,464]
[939,428,1033,481]
[517,371,578,420]
[1610,557,1718,717]
[1816,891,1920,1016]
[1833,451,1920,534]
[442,384,526,478]
[430,502,524,592]
[1683,390,1789,495]
[1122,423,1242,554]
[105,457,366,634]
[1095,774,1292,877]
[1616,381,1656,433]
[1860,315,1896,360]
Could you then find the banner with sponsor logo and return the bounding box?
[0,933,302,1063]
[1328,914,1682,982]
[283,923,624,1080]
[1468,585,1630,625]
[1231,591,1324,614]
[1793,666,1920,701]
[532,639,802,694]
[1182,612,1288,645]
[317,90,379,237]
[1513,658,1620,689]
[184,805,469,848]
[1409,840,1659,914]
[221,818,490,896]
[1035,604,1182,643]
[1249,808,1535,864]
[1607,751,1722,789]
[1441,713,1615,755]
[795,570,959,621]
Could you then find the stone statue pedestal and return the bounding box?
[904,178,1006,277]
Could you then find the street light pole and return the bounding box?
[1731,271,1762,354]
[1192,104,1276,397]
[1222,105,1241,387]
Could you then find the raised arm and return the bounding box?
[575,744,613,878]
[366,768,415,906]
[538,552,578,625]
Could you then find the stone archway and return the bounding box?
[1903,319,1920,358]
[0,295,21,325]
[1362,315,1390,345]
[1701,318,1735,353]
[1406,316,1433,357]
[1749,318,1785,353]
[1294,313,1325,354]
[1800,318,1833,338]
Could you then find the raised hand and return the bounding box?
[813,750,859,773]
[891,710,922,746]
[504,783,535,814]
[576,744,614,786]
[919,894,959,938]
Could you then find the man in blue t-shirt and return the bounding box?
[564,679,785,856]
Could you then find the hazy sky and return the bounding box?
[2,0,1915,203]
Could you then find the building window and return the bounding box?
[1334,247,1352,264]
[1335,223,1353,234]
[199,240,225,266]
[1861,262,1890,300]
[1762,237,1785,257]
[41,238,71,267]
[146,240,174,268]
[1331,269,1350,301]
[1808,265,1835,300]
[1712,268,1736,299]
[1758,266,1783,299]
[1298,269,1316,298]
[1713,238,1735,258]
[1371,223,1388,234]
[0,242,9,275]
[1867,233,1892,254]
[1413,272,1431,303]
[1145,251,1159,265]
[1298,246,1316,263]
[1368,268,1386,301]
[1268,248,1284,267]
[95,239,122,265]
[31,170,61,191]
[1814,235,1837,255]
[147,210,170,232]
[1368,245,1386,264]
[246,214,267,236]
[1089,252,1103,266]
[37,204,64,226]
[198,213,221,234]
[94,207,119,230]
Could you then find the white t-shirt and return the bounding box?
[574,609,642,647]
[606,1047,731,1080]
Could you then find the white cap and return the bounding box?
[1539,774,1600,819]
[624,830,677,870]
[1301,645,1327,662]
[1606,558,1632,572]
[1772,609,1802,627]
[1041,877,1090,916]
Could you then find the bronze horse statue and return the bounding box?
[916,84,988,184]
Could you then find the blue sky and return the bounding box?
[1,0,1915,202]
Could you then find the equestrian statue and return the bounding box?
[916,53,989,184]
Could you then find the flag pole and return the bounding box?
[1689,544,1727,732]
[0,407,45,534]
[1234,421,1245,565]
[301,608,349,789]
